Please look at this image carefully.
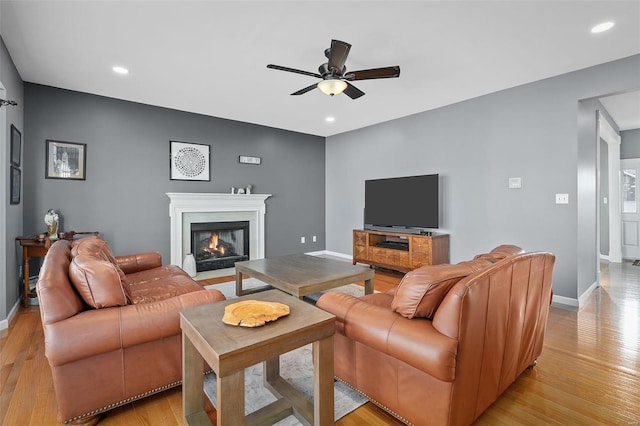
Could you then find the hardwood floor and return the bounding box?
[1,263,638,425]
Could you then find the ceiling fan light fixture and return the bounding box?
[317,79,347,96]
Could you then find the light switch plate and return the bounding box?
[556,193,569,204]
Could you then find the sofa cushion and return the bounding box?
[71,236,133,302]
[69,255,129,308]
[392,258,492,319]
[126,265,206,304]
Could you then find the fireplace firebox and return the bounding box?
[191,221,250,272]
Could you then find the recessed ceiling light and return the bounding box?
[591,21,615,34]
[112,66,129,75]
[325,116,336,123]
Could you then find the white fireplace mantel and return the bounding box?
[167,192,271,267]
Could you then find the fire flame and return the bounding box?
[209,233,219,251]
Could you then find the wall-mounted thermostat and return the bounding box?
[508,177,522,189]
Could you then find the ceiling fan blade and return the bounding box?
[343,82,365,100]
[344,66,401,81]
[291,83,318,96]
[328,40,351,74]
[267,64,322,79]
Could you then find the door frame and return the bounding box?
[0,82,7,325]
[599,110,622,263]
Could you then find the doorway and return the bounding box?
[621,159,640,260]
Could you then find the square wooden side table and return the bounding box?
[180,290,335,425]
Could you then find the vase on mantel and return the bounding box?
[183,254,197,277]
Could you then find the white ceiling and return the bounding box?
[599,90,640,131]
[1,1,639,137]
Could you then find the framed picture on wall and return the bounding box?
[170,141,211,181]
[46,140,87,180]
[10,125,21,166]
[10,165,20,205]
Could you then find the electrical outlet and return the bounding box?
[300,237,306,244]
[312,235,317,242]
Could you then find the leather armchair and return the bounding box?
[317,247,555,425]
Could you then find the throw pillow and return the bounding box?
[69,255,129,308]
[71,236,132,302]
[392,258,492,319]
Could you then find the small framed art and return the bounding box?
[170,141,211,181]
[10,166,20,205]
[11,125,21,166]
[46,140,87,180]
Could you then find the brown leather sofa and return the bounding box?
[37,236,225,424]
[316,245,555,426]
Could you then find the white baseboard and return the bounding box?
[553,280,598,308]
[600,254,610,261]
[552,294,579,307]
[0,299,21,331]
[578,281,599,307]
[306,250,352,260]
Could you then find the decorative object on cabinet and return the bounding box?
[46,140,86,180]
[169,141,210,181]
[44,209,59,240]
[10,165,20,205]
[10,124,21,166]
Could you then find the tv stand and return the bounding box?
[353,229,449,273]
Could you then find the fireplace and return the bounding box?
[191,221,250,272]
[167,193,271,270]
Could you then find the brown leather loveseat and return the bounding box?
[37,236,226,424]
[316,245,555,425]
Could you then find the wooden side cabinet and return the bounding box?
[353,229,449,273]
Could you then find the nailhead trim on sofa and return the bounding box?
[335,377,415,426]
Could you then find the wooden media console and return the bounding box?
[353,229,449,272]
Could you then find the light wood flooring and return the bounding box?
[1,264,638,425]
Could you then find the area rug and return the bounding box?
[203,344,366,424]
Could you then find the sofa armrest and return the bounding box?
[44,289,225,366]
[317,292,458,382]
[116,252,162,274]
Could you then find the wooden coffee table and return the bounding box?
[234,253,375,298]
[180,290,335,425]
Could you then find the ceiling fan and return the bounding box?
[267,39,400,100]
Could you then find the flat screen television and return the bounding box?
[364,174,439,232]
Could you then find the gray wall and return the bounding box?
[326,54,640,301]
[1,35,24,321]
[621,128,640,159]
[24,84,325,264]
